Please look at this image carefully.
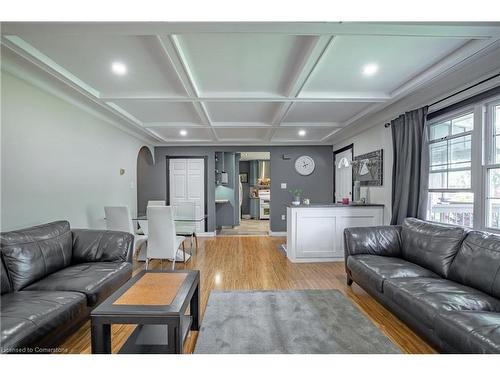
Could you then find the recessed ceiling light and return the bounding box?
[179,130,187,136]
[111,62,127,75]
[298,130,306,137]
[362,63,378,76]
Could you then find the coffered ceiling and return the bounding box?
[2,22,500,145]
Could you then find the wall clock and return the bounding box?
[295,155,315,176]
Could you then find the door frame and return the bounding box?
[165,156,208,232]
[333,144,354,203]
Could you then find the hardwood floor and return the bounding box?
[59,236,436,354]
[217,219,269,235]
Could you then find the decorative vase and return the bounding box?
[292,196,301,206]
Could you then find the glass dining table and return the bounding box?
[132,214,208,263]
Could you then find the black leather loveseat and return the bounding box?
[344,218,500,354]
[1,221,134,353]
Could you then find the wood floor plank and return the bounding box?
[58,236,436,354]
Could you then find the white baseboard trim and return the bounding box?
[269,231,287,237]
[288,257,344,263]
[196,231,216,237]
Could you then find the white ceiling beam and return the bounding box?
[271,35,335,125]
[4,22,500,39]
[99,95,390,102]
[143,124,343,129]
[267,35,335,142]
[156,35,219,141]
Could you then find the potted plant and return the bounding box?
[289,188,303,206]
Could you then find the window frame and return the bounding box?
[483,97,500,232]
[425,107,477,228]
[424,94,500,232]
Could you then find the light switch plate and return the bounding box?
[281,214,286,220]
[281,183,287,189]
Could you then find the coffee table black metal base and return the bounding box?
[91,270,200,354]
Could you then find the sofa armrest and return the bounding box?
[71,229,134,264]
[344,225,402,258]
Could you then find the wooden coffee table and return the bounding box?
[90,270,200,354]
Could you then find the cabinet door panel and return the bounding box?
[296,212,337,258]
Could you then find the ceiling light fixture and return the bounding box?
[179,130,187,136]
[111,62,127,75]
[298,130,306,137]
[362,63,378,76]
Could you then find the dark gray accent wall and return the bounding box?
[136,146,156,214]
[239,161,250,215]
[137,146,333,232]
[270,146,334,231]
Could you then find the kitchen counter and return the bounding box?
[286,204,384,262]
[287,203,384,208]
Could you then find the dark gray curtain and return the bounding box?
[390,106,428,225]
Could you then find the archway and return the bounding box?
[136,146,155,215]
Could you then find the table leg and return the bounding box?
[167,317,182,354]
[190,283,200,331]
[91,320,111,354]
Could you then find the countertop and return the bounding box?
[287,203,385,208]
[215,199,230,204]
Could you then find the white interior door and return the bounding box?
[169,158,205,232]
[335,149,353,202]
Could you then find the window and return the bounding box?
[486,102,500,229]
[424,95,500,232]
[426,112,474,227]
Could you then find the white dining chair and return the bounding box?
[135,200,165,236]
[145,206,186,270]
[147,200,166,207]
[175,201,198,253]
[104,206,147,257]
[136,200,165,236]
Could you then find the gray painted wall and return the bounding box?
[137,146,156,214]
[137,146,334,232]
[269,147,334,231]
[239,161,251,215]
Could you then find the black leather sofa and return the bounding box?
[344,218,500,353]
[1,221,134,353]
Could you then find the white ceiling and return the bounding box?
[2,22,500,145]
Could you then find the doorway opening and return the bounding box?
[333,144,353,204]
[215,151,271,235]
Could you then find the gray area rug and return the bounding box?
[194,290,401,354]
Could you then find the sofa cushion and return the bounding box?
[344,225,402,257]
[384,277,500,329]
[0,221,73,290]
[25,262,132,306]
[448,231,500,299]
[434,311,500,354]
[1,257,12,295]
[1,290,86,351]
[401,218,466,278]
[347,254,439,292]
[71,229,134,264]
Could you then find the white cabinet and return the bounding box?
[286,205,383,262]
